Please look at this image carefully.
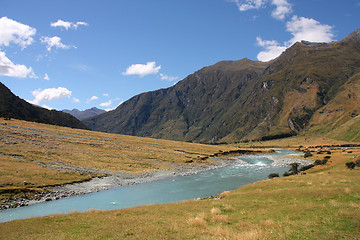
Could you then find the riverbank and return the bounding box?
[1,149,310,210]
[1,156,241,210]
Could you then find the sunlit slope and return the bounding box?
[0,118,241,191]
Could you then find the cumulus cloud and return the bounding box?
[43,73,50,80]
[256,37,287,62]
[256,16,335,61]
[100,100,112,107]
[41,36,73,51]
[0,17,37,78]
[0,16,36,49]
[0,51,36,78]
[271,0,292,20]
[29,87,72,105]
[232,0,266,11]
[231,0,291,20]
[50,19,89,30]
[72,97,80,103]
[159,73,179,81]
[286,16,335,44]
[85,95,99,104]
[123,61,161,77]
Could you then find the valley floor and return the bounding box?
[1,119,360,239]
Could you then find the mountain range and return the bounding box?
[0,82,88,130]
[62,107,106,121]
[83,28,360,143]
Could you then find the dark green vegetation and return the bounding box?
[62,107,106,120]
[84,28,360,143]
[0,83,88,130]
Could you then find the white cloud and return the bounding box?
[271,0,292,20]
[100,100,112,107]
[50,19,89,30]
[286,16,334,44]
[90,96,98,101]
[43,73,50,80]
[123,61,161,77]
[30,87,72,105]
[256,16,335,61]
[72,97,80,103]
[159,73,179,81]
[41,36,73,51]
[103,93,109,97]
[232,0,266,11]
[256,37,286,61]
[231,0,291,20]
[0,17,37,78]
[41,104,53,110]
[0,51,36,78]
[0,17,36,49]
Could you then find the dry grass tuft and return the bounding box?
[236,229,264,240]
[223,204,235,211]
[344,187,351,194]
[260,219,276,229]
[212,214,229,224]
[210,207,222,215]
[329,200,339,207]
[219,191,232,199]
[188,215,208,228]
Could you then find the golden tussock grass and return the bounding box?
[219,191,233,199]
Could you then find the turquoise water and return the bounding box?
[0,149,303,222]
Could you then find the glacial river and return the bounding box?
[0,149,309,223]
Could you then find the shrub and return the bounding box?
[289,163,300,175]
[304,151,313,158]
[314,159,328,165]
[355,159,360,167]
[299,164,314,172]
[283,171,292,177]
[268,173,280,179]
[346,161,356,169]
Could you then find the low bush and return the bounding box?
[268,173,280,179]
[346,161,356,169]
[283,171,292,177]
[299,164,314,172]
[304,151,313,158]
[314,159,328,165]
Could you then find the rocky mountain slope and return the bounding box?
[83,28,360,143]
[62,107,106,120]
[0,82,88,130]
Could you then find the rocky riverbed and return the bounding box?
[1,150,311,210]
[1,157,238,210]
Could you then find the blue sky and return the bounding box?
[1,0,359,111]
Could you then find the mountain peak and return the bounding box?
[344,28,360,42]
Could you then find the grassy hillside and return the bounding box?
[0,140,359,239]
[0,118,244,208]
[0,82,88,130]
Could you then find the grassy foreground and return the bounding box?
[0,125,359,239]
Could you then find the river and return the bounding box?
[0,149,310,223]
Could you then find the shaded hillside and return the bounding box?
[63,107,106,120]
[84,28,360,143]
[0,82,88,129]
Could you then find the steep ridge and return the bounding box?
[84,28,360,143]
[0,82,88,130]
